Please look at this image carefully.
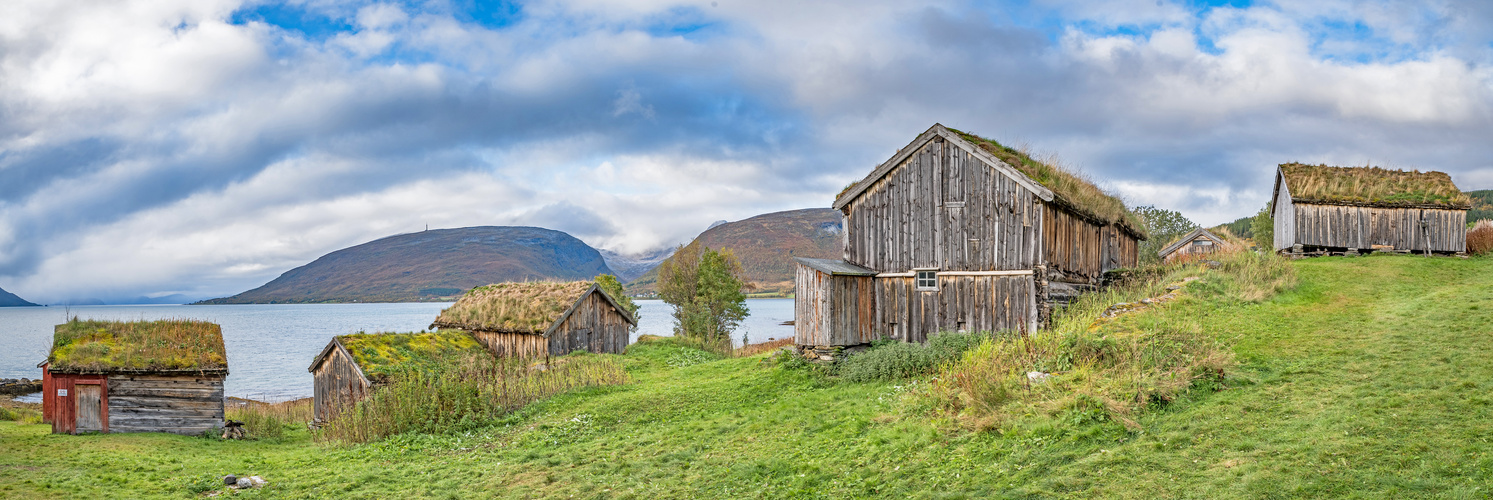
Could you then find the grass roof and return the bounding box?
[949,128,1147,238]
[431,281,594,334]
[1278,163,1471,209]
[336,331,487,381]
[48,319,227,373]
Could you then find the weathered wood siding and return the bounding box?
[1288,203,1466,253]
[107,374,224,435]
[546,290,630,356]
[473,332,550,359]
[1162,237,1221,262]
[873,275,1034,343]
[793,264,875,347]
[312,346,370,423]
[1042,204,1139,284]
[842,137,1044,273]
[46,372,108,435]
[1273,178,1296,251]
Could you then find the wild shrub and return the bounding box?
[0,406,42,424]
[1468,220,1493,255]
[318,353,627,444]
[839,331,996,382]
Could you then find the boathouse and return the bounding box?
[429,281,635,358]
[307,331,485,424]
[41,319,227,435]
[1271,163,1469,255]
[796,123,1147,353]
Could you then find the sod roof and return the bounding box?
[1278,163,1471,209]
[333,331,487,381]
[47,319,227,374]
[430,281,619,334]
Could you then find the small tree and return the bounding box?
[1251,204,1274,251]
[658,244,749,350]
[594,274,639,333]
[1132,205,1198,265]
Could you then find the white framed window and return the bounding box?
[915,270,938,291]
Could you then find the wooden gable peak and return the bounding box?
[833,124,1054,211]
[540,284,637,339]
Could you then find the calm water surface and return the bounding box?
[0,299,793,401]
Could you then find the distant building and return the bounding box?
[429,281,635,358]
[794,124,1147,355]
[41,319,227,435]
[1272,163,1469,255]
[307,331,487,425]
[1157,227,1233,263]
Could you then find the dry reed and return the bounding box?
[1468,220,1493,255]
[735,338,795,358]
[227,398,313,441]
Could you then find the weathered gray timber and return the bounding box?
[796,123,1145,353]
[309,338,372,424]
[431,282,635,358]
[106,374,225,435]
[1158,228,1231,263]
[1271,165,1469,254]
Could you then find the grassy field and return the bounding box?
[3,254,1491,498]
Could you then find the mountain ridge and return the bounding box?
[0,286,38,307]
[628,208,843,296]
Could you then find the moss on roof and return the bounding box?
[1278,163,1471,209]
[431,281,595,334]
[947,129,1147,238]
[48,319,227,373]
[337,331,487,381]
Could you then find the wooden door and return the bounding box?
[74,384,102,433]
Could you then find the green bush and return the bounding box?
[839,331,996,382]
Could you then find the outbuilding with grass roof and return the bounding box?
[798,123,1148,355]
[307,331,487,424]
[1272,163,1469,255]
[40,319,228,435]
[1157,227,1237,263]
[429,281,636,359]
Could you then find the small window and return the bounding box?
[1194,239,1213,247]
[915,270,938,291]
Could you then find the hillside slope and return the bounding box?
[0,286,38,307]
[628,208,842,295]
[1467,189,1492,222]
[199,227,614,304]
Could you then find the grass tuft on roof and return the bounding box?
[337,331,487,381]
[431,281,594,334]
[49,319,226,373]
[948,128,1147,238]
[1279,163,1470,209]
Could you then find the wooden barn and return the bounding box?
[40,319,227,435]
[430,281,635,358]
[1157,227,1233,263]
[796,123,1147,353]
[308,331,485,424]
[1272,163,1469,255]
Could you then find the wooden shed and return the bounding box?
[797,123,1147,351]
[40,319,227,435]
[430,281,636,358]
[1157,227,1233,263]
[308,331,485,424]
[1272,163,1469,255]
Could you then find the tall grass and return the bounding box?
[0,405,43,425]
[734,338,794,358]
[227,398,312,441]
[919,248,1295,430]
[318,353,627,444]
[1468,219,1493,255]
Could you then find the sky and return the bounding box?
[2,0,1492,304]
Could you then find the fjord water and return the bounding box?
[0,299,794,401]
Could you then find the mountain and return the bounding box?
[198,226,615,304]
[598,247,677,282]
[0,286,38,307]
[1468,189,1492,222]
[628,208,843,296]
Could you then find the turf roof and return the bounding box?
[1278,163,1471,209]
[335,331,487,381]
[48,319,227,373]
[430,281,596,334]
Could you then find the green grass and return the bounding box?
[4,254,1492,498]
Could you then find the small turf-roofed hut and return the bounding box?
[1272,163,1470,255]
[1157,228,1233,263]
[308,331,485,424]
[40,319,227,435]
[430,281,636,358]
[798,124,1147,352]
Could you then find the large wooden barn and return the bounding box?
[1272,163,1469,255]
[796,124,1147,352]
[430,281,635,358]
[308,331,485,424]
[40,319,227,435]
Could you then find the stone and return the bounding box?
[223,475,237,486]
[1139,298,1153,304]
[248,476,267,488]
[1027,371,1051,384]
[235,477,251,489]
[1165,285,1180,291]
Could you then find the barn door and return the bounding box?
[74,384,102,433]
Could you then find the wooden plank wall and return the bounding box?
[873,275,1033,343]
[312,347,370,423]
[1291,204,1467,252]
[794,264,831,346]
[547,291,630,356]
[842,138,1043,273]
[1042,205,1138,284]
[473,332,550,359]
[793,265,877,347]
[107,374,224,435]
[1273,179,1297,251]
